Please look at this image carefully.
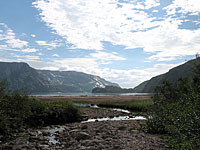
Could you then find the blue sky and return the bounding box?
[0,0,200,88]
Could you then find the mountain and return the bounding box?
[0,62,119,93]
[133,58,200,93]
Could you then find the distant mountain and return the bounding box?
[0,62,119,93]
[92,86,134,93]
[133,58,200,93]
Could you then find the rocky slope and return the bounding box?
[133,58,200,93]
[0,62,118,93]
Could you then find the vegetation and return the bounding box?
[96,99,153,112]
[146,57,200,149]
[0,82,81,138]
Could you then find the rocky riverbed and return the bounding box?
[0,108,170,150]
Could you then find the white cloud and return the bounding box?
[33,0,200,60]
[0,23,29,50]
[164,0,200,16]
[31,34,36,38]
[0,44,9,50]
[52,54,59,57]
[38,52,43,55]
[36,40,62,50]
[90,51,126,61]
[54,58,99,72]
[6,39,28,49]
[14,54,40,60]
[21,48,38,53]
[33,0,158,50]
[25,55,40,60]
[144,0,160,9]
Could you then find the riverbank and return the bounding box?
[0,107,169,150]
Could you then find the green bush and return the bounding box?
[0,84,31,135]
[146,58,200,149]
[26,100,81,127]
[0,82,81,137]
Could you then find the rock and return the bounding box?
[40,144,49,149]
[13,145,22,150]
[37,131,42,135]
[81,124,88,129]
[114,144,120,149]
[42,131,50,136]
[29,132,37,136]
[75,132,91,141]
[97,143,105,150]
[69,129,80,134]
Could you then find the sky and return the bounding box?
[0,0,200,88]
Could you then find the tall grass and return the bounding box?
[97,99,153,112]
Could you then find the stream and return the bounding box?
[74,103,147,122]
[47,103,147,144]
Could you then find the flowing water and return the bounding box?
[82,116,146,123]
[75,103,147,123]
[47,104,147,144]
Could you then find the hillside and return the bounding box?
[133,58,200,93]
[0,62,119,93]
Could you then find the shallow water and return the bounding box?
[74,103,99,108]
[49,135,60,144]
[82,116,146,123]
[74,103,131,113]
[75,103,146,122]
[42,127,64,144]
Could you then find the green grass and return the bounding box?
[73,99,153,112]
[96,99,153,112]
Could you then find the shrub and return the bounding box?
[0,82,81,137]
[146,58,200,149]
[0,88,31,135]
[26,100,81,127]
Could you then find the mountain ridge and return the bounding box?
[0,62,119,93]
[133,58,200,93]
